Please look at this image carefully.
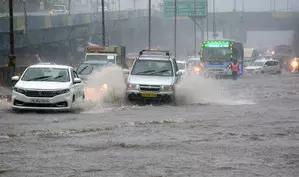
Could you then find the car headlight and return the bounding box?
[127,83,139,90]
[161,85,174,91]
[56,89,70,95]
[13,87,26,94]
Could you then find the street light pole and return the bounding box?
[97,0,99,13]
[101,0,106,46]
[8,0,16,69]
[68,0,71,14]
[206,0,208,40]
[194,0,196,57]
[174,0,177,58]
[148,0,151,49]
[212,0,216,39]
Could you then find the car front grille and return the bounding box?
[139,85,161,92]
[14,100,68,108]
[24,90,58,98]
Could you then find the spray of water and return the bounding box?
[82,66,127,111]
[175,73,255,105]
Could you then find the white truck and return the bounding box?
[84,46,127,68]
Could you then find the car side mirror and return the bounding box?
[11,76,19,81]
[74,78,82,84]
[122,69,130,74]
[176,71,183,76]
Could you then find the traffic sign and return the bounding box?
[163,0,207,17]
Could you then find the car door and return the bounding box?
[71,69,84,99]
[268,61,276,73]
[264,61,271,73]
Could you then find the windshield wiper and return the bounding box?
[27,76,52,81]
[77,65,89,74]
[134,70,156,75]
[153,69,171,74]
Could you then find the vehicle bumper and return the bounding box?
[126,89,175,102]
[245,70,261,74]
[11,91,73,110]
[204,70,232,76]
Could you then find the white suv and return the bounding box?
[11,64,84,111]
[125,50,182,103]
[245,59,281,74]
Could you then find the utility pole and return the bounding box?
[212,0,216,39]
[8,0,16,70]
[133,0,136,11]
[194,0,196,57]
[206,0,208,40]
[286,0,289,11]
[233,0,236,12]
[97,0,99,12]
[118,0,120,13]
[273,0,276,12]
[68,0,71,14]
[102,0,106,45]
[148,0,151,49]
[23,0,27,34]
[174,0,177,58]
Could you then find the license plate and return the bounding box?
[141,93,157,98]
[31,99,50,103]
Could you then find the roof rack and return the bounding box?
[138,50,171,57]
[36,62,56,65]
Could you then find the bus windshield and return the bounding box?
[203,47,231,60]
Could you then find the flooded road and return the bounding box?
[0,74,299,177]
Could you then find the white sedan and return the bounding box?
[11,64,84,111]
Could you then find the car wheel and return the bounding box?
[277,70,282,74]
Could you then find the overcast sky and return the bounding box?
[119,0,299,12]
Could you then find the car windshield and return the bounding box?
[53,6,65,10]
[203,47,231,60]
[131,60,173,76]
[177,63,185,70]
[77,63,105,75]
[21,68,70,82]
[252,61,265,66]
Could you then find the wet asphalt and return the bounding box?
[0,73,298,177]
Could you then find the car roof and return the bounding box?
[29,64,71,69]
[177,60,186,63]
[256,59,278,62]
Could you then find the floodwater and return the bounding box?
[0,72,298,177]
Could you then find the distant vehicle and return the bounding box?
[245,59,281,74]
[84,45,127,68]
[199,40,244,77]
[289,57,299,73]
[50,5,69,15]
[176,60,187,74]
[11,64,84,111]
[273,45,292,58]
[125,50,182,104]
[76,60,108,81]
[186,57,202,74]
[244,48,259,66]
